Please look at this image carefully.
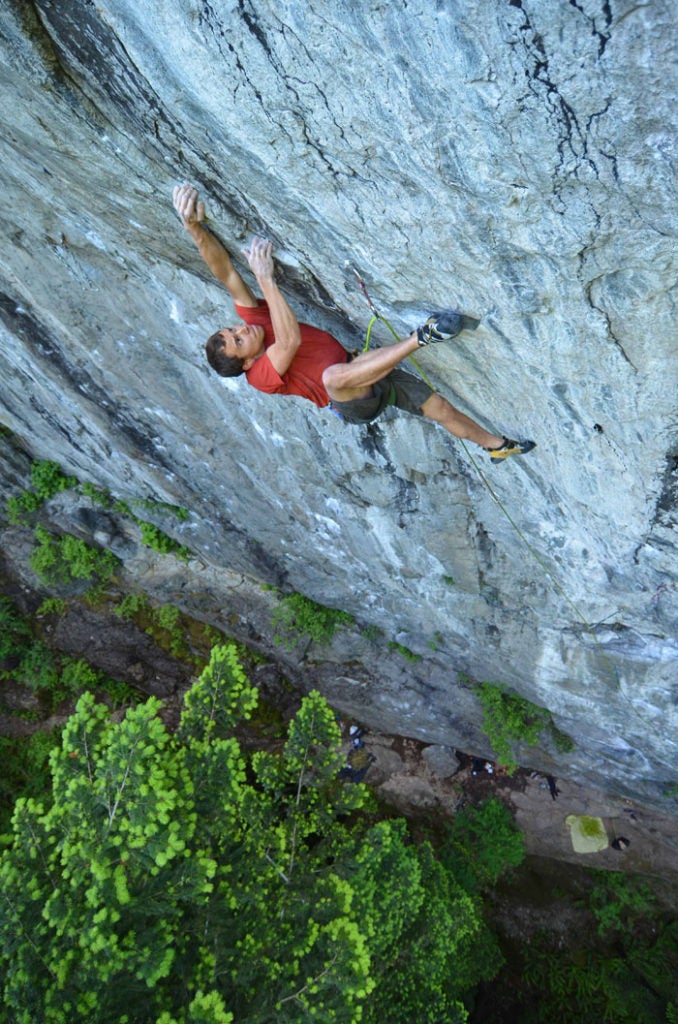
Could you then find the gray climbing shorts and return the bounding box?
[330,367,435,424]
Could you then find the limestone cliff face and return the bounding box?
[1,1,676,804]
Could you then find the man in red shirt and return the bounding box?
[173,184,535,463]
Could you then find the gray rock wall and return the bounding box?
[1,1,676,805]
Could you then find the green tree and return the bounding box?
[442,797,526,894]
[0,645,491,1023]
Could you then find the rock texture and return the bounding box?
[0,1,676,806]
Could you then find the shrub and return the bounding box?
[474,681,570,774]
[79,481,112,506]
[29,460,78,499]
[588,870,656,937]
[149,604,186,657]
[114,592,150,620]
[272,592,353,649]
[30,526,119,586]
[35,597,67,617]
[361,624,384,642]
[16,641,60,693]
[133,498,190,522]
[59,658,102,695]
[0,596,31,660]
[57,658,138,709]
[5,460,78,525]
[138,521,192,561]
[442,798,525,894]
[5,490,43,525]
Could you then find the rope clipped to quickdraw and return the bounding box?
[349,265,626,696]
[349,266,401,350]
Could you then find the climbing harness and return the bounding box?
[349,265,626,696]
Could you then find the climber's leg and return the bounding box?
[421,395,537,460]
[325,311,536,461]
[420,393,503,449]
[323,310,482,402]
[322,332,421,403]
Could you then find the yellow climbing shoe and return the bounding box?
[487,437,537,463]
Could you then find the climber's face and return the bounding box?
[218,323,265,367]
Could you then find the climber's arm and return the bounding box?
[172,184,257,308]
[242,237,301,376]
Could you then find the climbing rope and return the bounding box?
[349,266,625,694]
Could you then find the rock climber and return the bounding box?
[172,184,535,463]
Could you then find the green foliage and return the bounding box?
[272,592,353,649]
[36,596,67,617]
[442,574,456,586]
[549,721,576,752]
[0,596,60,694]
[388,640,422,663]
[115,595,191,661]
[520,919,678,1024]
[138,521,192,561]
[357,833,496,1024]
[360,624,383,642]
[5,460,78,524]
[475,681,564,773]
[30,525,119,586]
[29,459,78,499]
[132,498,190,523]
[113,497,133,516]
[15,639,60,692]
[201,623,224,647]
[442,798,526,895]
[0,596,31,660]
[0,728,62,838]
[155,604,181,633]
[0,645,494,1023]
[5,489,42,525]
[114,592,150,619]
[0,596,135,716]
[147,604,185,657]
[58,658,103,696]
[80,481,112,506]
[587,870,656,937]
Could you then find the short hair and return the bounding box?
[205,330,245,377]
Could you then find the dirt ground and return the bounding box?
[344,724,678,898]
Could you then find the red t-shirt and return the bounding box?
[236,300,348,408]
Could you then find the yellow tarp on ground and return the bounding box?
[565,814,609,853]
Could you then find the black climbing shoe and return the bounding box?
[487,437,537,464]
[416,310,481,347]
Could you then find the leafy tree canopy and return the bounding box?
[0,644,489,1024]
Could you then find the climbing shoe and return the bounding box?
[416,310,481,346]
[487,437,537,463]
